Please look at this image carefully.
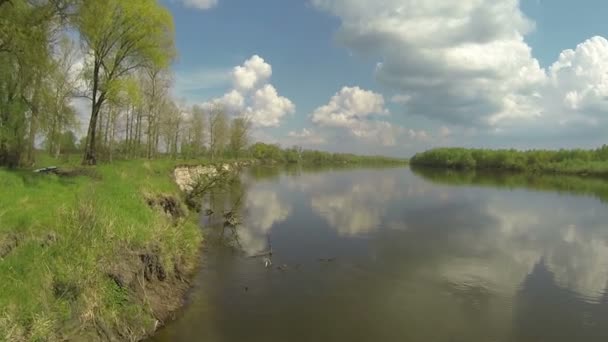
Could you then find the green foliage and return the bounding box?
[180,105,207,159]
[411,146,608,176]
[228,117,250,158]
[247,142,407,166]
[0,0,59,167]
[208,106,229,160]
[76,0,175,71]
[76,0,176,164]
[249,142,285,162]
[58,131,78,153]
[0,159,202,340]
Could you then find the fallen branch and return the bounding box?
[33,166,58,174]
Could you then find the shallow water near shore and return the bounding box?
[150,165,608,342]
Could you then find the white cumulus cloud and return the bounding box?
[200,55,295,127]
[311,86,399,146]
[232,55,272,92]
[287,128,326,145]
[184,1,608,151]
[547,36,608,123]
[245,84,295,127]
[312,0,608,145]
[312,86,388,127]
[201,89,245,113]
[312,0,545,127]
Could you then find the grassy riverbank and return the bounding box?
[0,150,403,341]
[0,158,206,341]
[410,146,608,176]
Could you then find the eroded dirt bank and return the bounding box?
[130,162,249,341]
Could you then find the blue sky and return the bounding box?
[161,0,608,157]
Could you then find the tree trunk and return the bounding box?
[83,101,101,165]
[25,85,41,166]
[172,121,179,160]
[0,91,19,167]
[130,108,136,156]
[50,114,59,158]
[135,109,142,156]
[146,108,153,159]
[83,60,102,165]
[96,106,104,154]
[154,117,160,158]
[26,105,38,166]
[125,109,130,153]
[104,108,110,148]
[109,112,116,163]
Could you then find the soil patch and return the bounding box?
[145,195,185,220]
[0,234,21,258]
[104,245,194,338]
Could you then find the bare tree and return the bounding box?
[142,66,172,159]
[43,35,78,158]
[190,104,207,157]
[229,116,251,158]
[159,100,182,159]
[208,105,228,160]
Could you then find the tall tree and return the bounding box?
[159,100,182,159]
[43,35,78,157]
[122,76,142,157]
[76,0,175,165]
[228,116,251,158]
[0,0,59,167]
[142,66,172,159]
[189,104,206,157]
[208,105,228,160]
[101,78,135,162]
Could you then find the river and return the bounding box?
[150,165,608,341]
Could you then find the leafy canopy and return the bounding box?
[76,0,176,89]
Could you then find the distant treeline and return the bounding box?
[410,146,608,176]
[249,142,407,165]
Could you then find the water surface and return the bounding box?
[152,166,608,342]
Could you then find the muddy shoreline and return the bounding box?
[134,162,251,341]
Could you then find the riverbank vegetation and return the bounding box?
[249,143,407,166]
[0,158,208,341]
[410,146,608,176]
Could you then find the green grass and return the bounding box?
[0,158,204,341]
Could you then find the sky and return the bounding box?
[160,0,608,157]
